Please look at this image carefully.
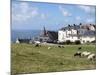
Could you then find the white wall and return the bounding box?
[66,30,71,35]
[71,36,79,42]
[71,29,77,35]
[66,29,77,35]
[58,30,66,42]
[80,36,95,43]
[58,29,78,42]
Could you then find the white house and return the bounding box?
[58,24,96,44]
[15,38,20,44]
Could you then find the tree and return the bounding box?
[75,40,81,45]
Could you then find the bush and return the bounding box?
[91,40,96,43]
[58,42,65,45]
[74,40,81,45]
[58,40,81,45]
[65,40,71,44]
[58,40,72,45]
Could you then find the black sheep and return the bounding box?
[58,45,64,48]
[35,44,40,47]
[78,47,82,50]
[74,51,81,57]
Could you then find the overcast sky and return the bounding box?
[12,0,96,30]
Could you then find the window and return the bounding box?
[87,41,90,43]
[83,40,85,43]
[59,33,61,35]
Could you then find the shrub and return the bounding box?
[91,40,96,43]
[74,40,81,45]
[65,40,71,44]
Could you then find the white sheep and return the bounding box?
[48,47,51,50]
[81,51,91,57]
[87,53,96,60]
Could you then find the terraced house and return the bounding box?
[58,23,96,44]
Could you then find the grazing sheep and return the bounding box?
[74,51,81,57]
[35,44,41,47]
[58,45,61,48]
[87,53,96,60]
[48,47,51,50]
[78,47,82,50]
[81,51,91,57]
[58,45,64,48]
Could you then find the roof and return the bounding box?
[60,25,80,31]
[60,24,96,31]
[83,30,95,36]
[47,31,58,41]
[78,30,95,36]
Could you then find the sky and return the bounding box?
[12,0,96,30]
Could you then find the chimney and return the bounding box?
[73,24,76,26]
[79,23,82,25]
[68,24,70,27]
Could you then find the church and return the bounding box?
[37,27,58,43]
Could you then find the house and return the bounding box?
[58,25,80,42]
[58,24,96,44]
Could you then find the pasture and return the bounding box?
[11,43,96,75]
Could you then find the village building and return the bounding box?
[37,27,58,43]
[15,27,58,44]
[15,24,95,44]
[58,24,96,44]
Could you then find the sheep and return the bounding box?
[78,47,82,50]
[87,53,96,60]
[74,51,81,57]
[58,45,61,48]
[81,51,91,57]
[58,45,65,48]
[35,44,41,47]
[48,47,51,50]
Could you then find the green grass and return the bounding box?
[11,43,96,75]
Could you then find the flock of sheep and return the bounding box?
[35,44,96,61]
[74,47,96,61]
[48,45,65,49]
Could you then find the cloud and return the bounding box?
[65,19,68,22]
[12,2,39,22]
[86,18,94,23]
[40,13,47,19]
[12,14,30,21]
[78,5,95,13]
[59,6,71,17]
[76,16,81,20]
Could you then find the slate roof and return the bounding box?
[60,25,80,30]
[79,30,95,36]
[47,31,58,41]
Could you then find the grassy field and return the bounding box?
[11,43,96,75]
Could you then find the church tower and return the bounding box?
[43,26,47,36]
